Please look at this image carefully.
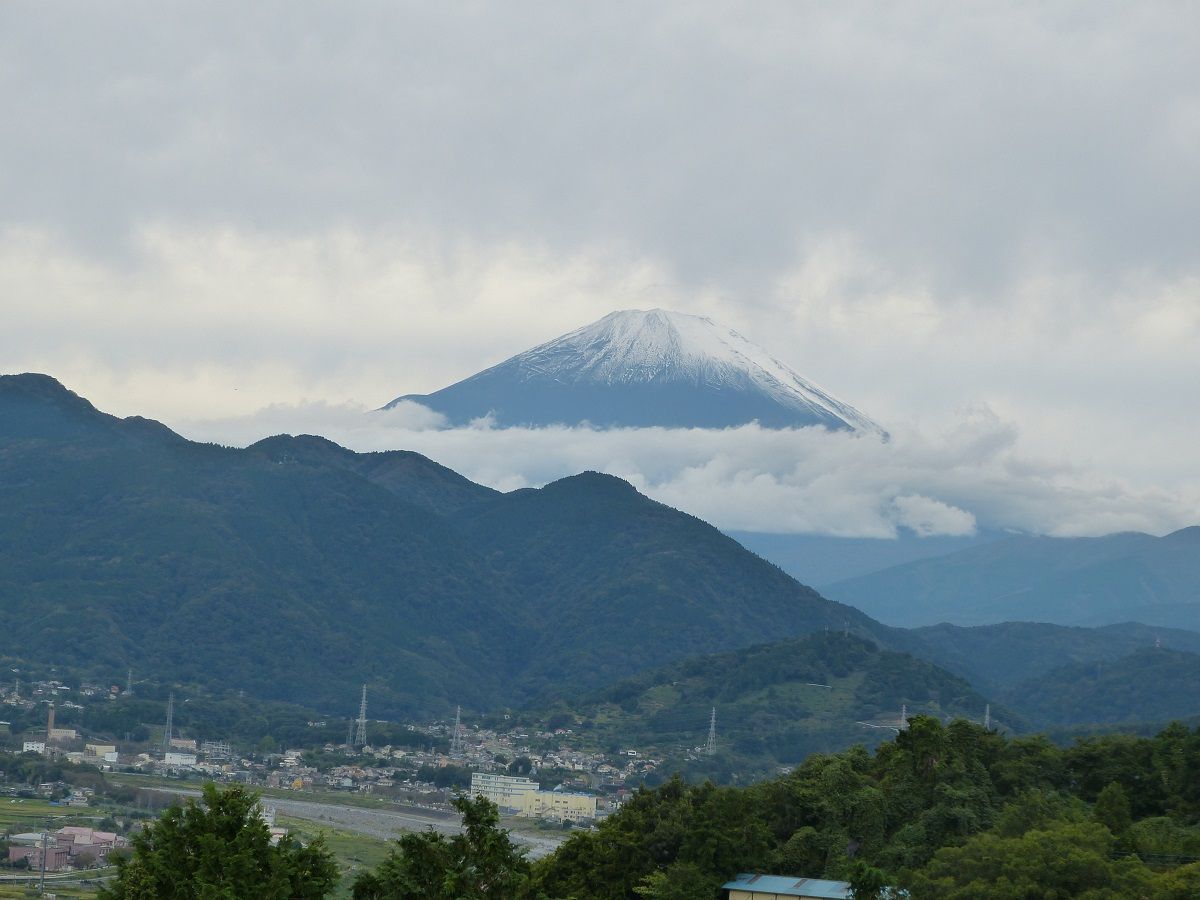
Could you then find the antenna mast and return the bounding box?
[354,685,368,748]
[706,707,717,755]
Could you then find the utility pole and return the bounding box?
[354,685,368,748]
[162,693,174,755]
[38,817,49,896]
[449,706,463,757]
[706,707,717,755]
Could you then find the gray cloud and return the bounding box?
[3,3,1198,293]
[1,2,1197,537]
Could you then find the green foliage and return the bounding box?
[847,860,889,900]
[1093,781,1132,836]
[907,819,1153,899]
[351,794,531,900]
[532,717,1200,900]
[99,783,338,899]
[1004,647,1200,728]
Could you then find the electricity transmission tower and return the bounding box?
[162,693,174,754]
[706,707,717,755]
[354,685,368,748]
[449,706,464,757]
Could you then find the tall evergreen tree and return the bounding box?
[99,783,338,900]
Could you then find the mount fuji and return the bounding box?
[385,309,882,432]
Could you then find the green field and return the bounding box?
[276,814,394,899]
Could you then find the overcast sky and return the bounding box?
[3,2,1198,537]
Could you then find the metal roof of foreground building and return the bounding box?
[721,874,852,899]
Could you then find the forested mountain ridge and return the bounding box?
[825,528,1200,629]
[896,620,1200,694]
[0,376,528,716]
[1004,646,1200,728]
[0,374,884,719]
[452,472,881,694]
[547,632,1001,781]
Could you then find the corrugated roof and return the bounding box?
[722,873,852,898]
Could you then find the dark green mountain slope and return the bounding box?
[1004,647,1200,727]
[899,621,1200,694]
[0,375,526,716]
[0,374,886,719]
[563,632,998,779]
[824,529,1200,629]
[453,473,885,699]
[247,433,498,515]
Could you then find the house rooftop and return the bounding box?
[722,874,851,899]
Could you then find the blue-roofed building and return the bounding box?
[722,873,852,899]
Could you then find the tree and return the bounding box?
[908,819,1154,899]
[352,794,531,900]
[98,783,338,900]
[847,860,889,900]
[1094,781,1133,838]
[634,861,720,899]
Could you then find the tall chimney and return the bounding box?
[47,702,55,738]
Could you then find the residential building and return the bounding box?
[22,740,46,754]
[9,844,71,871]
[520,789,596,822]
[469,772,539,811]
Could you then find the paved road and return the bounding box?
[147,787,564,859]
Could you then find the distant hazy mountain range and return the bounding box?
[823,529,1200,630]
[385,308,882,432]
[729,529,1003,587]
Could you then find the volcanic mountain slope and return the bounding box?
[385,308,882,432]
[0,373,884,717]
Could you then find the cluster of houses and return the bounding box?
[7,825,130,872]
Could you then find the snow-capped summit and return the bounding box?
[385,309,882,432]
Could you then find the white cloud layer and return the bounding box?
[170,402,1198,539]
